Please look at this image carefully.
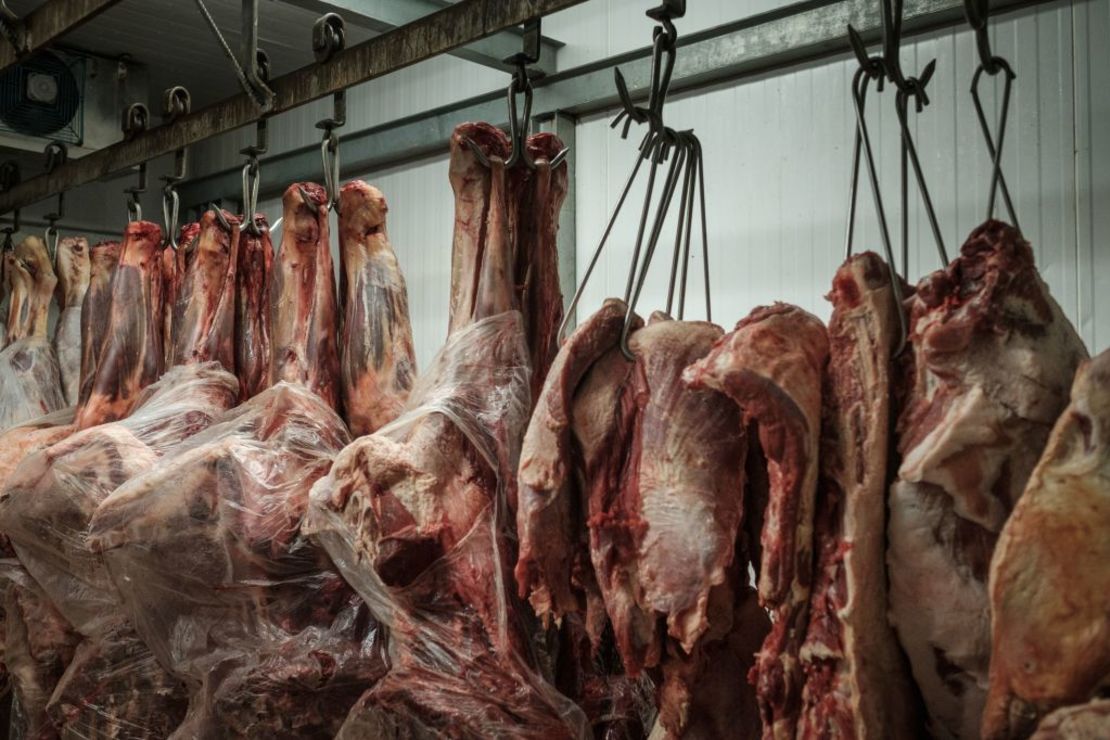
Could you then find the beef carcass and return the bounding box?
[89,205,388,738]
[888,221,1088,739]
[796,253,922,738]
[0,214,244,738]
[1,567,79,740]
[272,182,341,410]
[52,237,90,407]
[1029,700,1110,740]
[309,313,587,739]
[981,348,1110,740]
[309,127,584,738]
[0,237,65,431]
[74,221,166,429]
[78,241,122,409]
[338,181,416,435]
[683,303,829,740]
[235,216,273,400]
[512,133,568,401]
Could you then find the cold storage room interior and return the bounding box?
[0,0,1107,738]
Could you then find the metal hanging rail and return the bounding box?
[177,0,1054,208]
[0,0,124,71]
[0,0,590,215]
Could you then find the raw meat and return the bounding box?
[797,253,922,738]
[74,221,165,429]
[167,209,238,371]
[513,133,568,401]
[77,240,121,409]
[888,221,1088,739]
[309,131,583,735]
[683,303,829,740]
[0,215,244,738]
[981,348,1110,740]
[272,182,341,410]
[1,565,79,739]
[1030,700,1110,740]
[515,298,636,624]
[162,222,199,367]
[338,181,416,435]
[235,215,273,400]
[308,313,587,739]
[0,237,64,431]
[89,193,388,736]
[52,237,90,406]
[447,123,510,334]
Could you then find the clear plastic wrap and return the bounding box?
[88,381,387,738]
[0,362,239,738]
[306,311,588,739]
[0,338,65,432]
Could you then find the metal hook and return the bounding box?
[847,66,908,356]
[504,18,541,170]
[163,187,180,250]
[210,205,232,232]
[964,0,1020,230]
[316,91,345,211]
[0,0,28,56]
[894,78,948,271]
[125,163,146,223]
[240,119,268,235]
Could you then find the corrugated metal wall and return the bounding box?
[238,0,1107,370]
[568,0,1109,356]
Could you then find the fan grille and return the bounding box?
[0,50,84,142]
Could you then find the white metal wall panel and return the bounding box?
[572,0,1110,354]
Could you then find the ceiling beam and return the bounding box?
[0,0,591,215]
[178,0,1055,207]
[0,0,125,72]
[286,0,563,74]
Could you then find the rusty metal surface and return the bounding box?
[0,0,124,71]
[0,0,590,215]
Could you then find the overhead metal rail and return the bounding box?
[0,0,124,71]
[285,0,564,74]
[0,0,590,215]
[178,0,1053,207]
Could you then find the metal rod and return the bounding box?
[696,139,711,322]
[896,90,948,267]
[557,138,648,343]
[676,142,698,319]
[666,140,695,317]
[0,0,591,215]
[853,69,908,355]
[971,64,1019,228]
[0,0,124,72]
[623,138,664,304]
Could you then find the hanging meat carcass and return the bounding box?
[683,303,829,740]
[981,348,1110,740]
[307,128,586,739]
[448,122,568,403]
[52,237,90,407]
[0,214,244,738]
[887,221,1088,739]
[272,183,341,410]
[0,237,65,431]
[235,216,272,400]
[90,194,388,738]
[795,253,923,738]
[338,181,416,435]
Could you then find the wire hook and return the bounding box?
[316,90,345,212]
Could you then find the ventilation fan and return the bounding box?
[0,50,83,142]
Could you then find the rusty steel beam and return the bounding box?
[0,0,125,72]
[0,0,591,215]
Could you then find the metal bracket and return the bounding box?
[240,0,275,110]
[121,103,150,140]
